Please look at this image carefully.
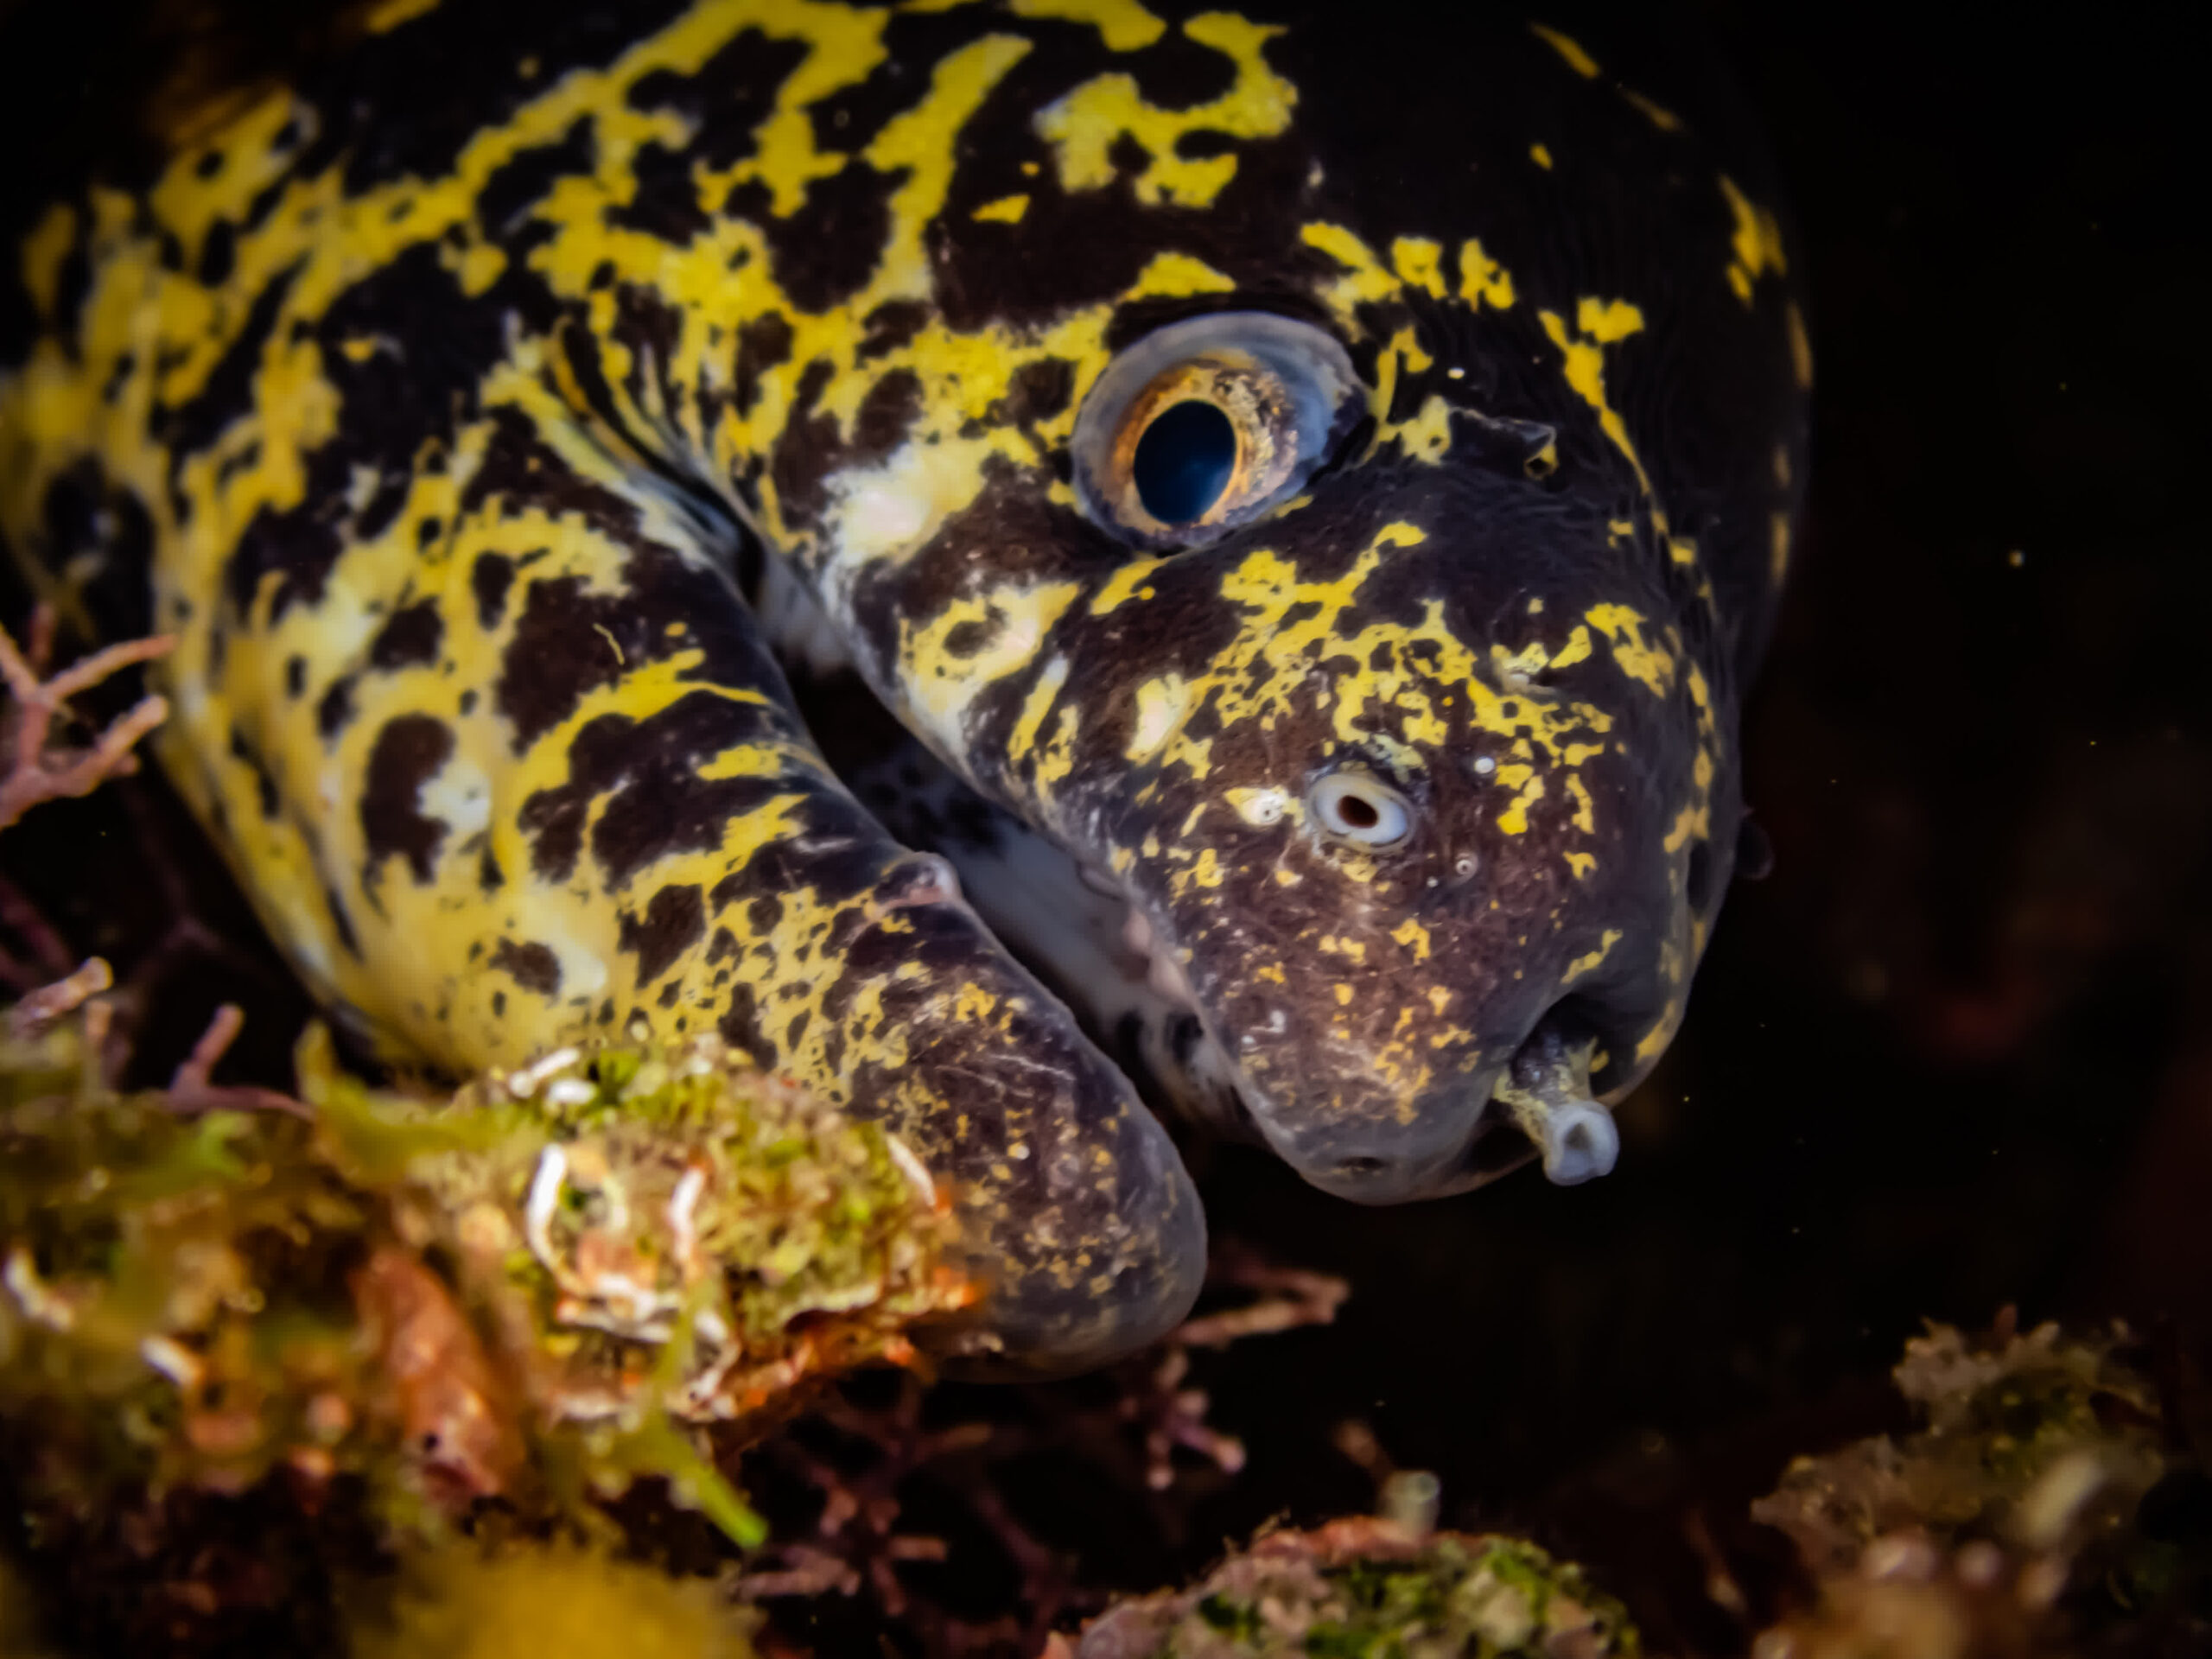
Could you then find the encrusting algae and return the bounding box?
[1061,1516,1638,1659]
[1749,1317,2209,1658]
[0,1007,975,1551]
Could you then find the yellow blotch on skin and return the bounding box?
[1529,23,1599,76]
[1787,301,1815,389]
[450,241,506,296]
[1575,296,1646,346]
[1564,851,1597,880]
[1719,175,1789,305]
[1562,928,1624,985]
[1127,674,1192,761]
[1008,655,1071,761]
[1368,325,1449,463]
[864,35,1036,295]
[1090,556,1167,613]
[970,193,1030,222]
[1620,88,1683,131]
[1178,848,1225,892]
[1548,626,1592,671]
[1633,1002,1681,1065]
[1540,299,1649,490]
[951,982,1001,1024]
[363,0,439,32]
[1496,770,1545,836]
[1226,785,1293,827]
[1565,773,1596,834]
[1009,0,1166,50]
[1302,221,1401,310]
[1126,251,1238,298]
[1036,11,1294,207]
[1663,803,1708,855]
[18,204,78,319]
[901,581,1082,754]
[1457,239,1516,309]
[1149,522,1616,835]
[1032,704,1081,794]
[1390,236,1447,297]
[1380,394,1453,464]
[739,6,896,216]
[1583,603,1675,697]
[1391,918,1432,962]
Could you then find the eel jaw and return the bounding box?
[1124,893,1620,1197]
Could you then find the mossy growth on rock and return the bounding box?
[0,1014,975,1554]
[347,1535,759,1659]
[1751,1318,2209,1657]
[1067,1517,1638,1659]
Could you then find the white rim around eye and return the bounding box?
[1310,772,1414,848]
[1071,310,1362,550]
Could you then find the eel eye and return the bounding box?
[1072,311,1363,549]
[1311,772,1413,849]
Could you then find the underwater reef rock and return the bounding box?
[1748,1316,2211,1657]
[0,1010,973,1574]
[1058,1516,1638,1659]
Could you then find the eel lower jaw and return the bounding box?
[1102,888,1620,1193]
[1217,1019,1619,1203]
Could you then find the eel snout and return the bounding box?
[1243,1007,1621,1204]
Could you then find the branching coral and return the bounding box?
[0,608,171,837]
[734,1243,1353,1656]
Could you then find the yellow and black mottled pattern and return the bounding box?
[0,0,1808,1366]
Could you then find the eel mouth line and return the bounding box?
[1106,883,1619,1192]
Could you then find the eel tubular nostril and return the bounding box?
[1493,1015,1619,1185]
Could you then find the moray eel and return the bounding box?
[0,0,1809,1370]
